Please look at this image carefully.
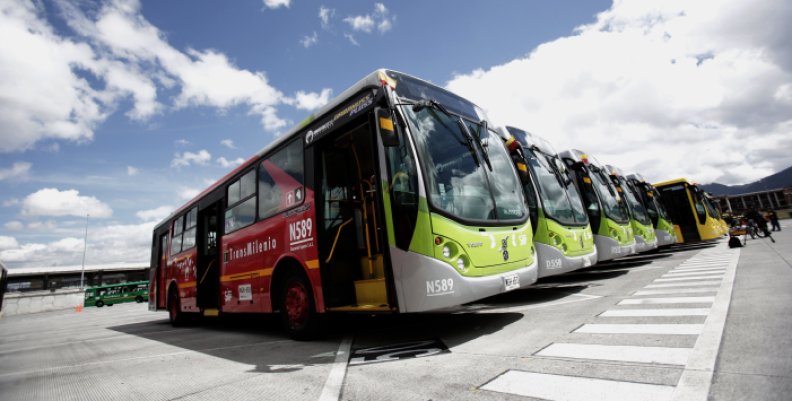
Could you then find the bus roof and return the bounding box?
[505,126,559,157]
[559,149,606,169]
[653,177,692,188]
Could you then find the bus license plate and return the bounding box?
[503,273,520,291]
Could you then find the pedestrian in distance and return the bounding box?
[768,209,781,231]
[745,207,776,243]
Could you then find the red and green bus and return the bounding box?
[149,70,537,338]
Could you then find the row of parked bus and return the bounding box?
[149,69,728,338]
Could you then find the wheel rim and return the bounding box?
[284,281,308,328]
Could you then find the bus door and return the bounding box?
[152,233,168,309]
[197,202,222,311]
[661,184,700,242]
[314,118,389,310]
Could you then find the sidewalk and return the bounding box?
[710,224,792,400]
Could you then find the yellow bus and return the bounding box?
[653,178,723,243]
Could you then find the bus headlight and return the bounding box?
[443,246,451,258]
[456,257,467,271]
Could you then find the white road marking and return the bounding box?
[599,308,710,317]
[645,281,722,288]
[661,271,724,278]
[536,343,692,365]
[665,268,725,274]
[474,293,602,314]
[619,297,714,305]
[574,323,703,335]
[634,288,717,296]
[482,370,675,401]
[318,336,352,401]
[672,247,740,401]
[654,276,723,282]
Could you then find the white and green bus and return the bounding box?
[150,69,537,337]
[604,165,658,253]
[627,173,677,247]
[560,150,636,261]
[502,127,596,277]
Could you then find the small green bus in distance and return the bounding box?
[604,165,658,253]
[560,150,636,261]
[627,173,677,247]
[501,127,597,278]
[84,281,149,307]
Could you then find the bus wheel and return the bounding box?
[135,296,144,303]
[168,289,185,327]
[96,300,104,308]
[280,274,321,340]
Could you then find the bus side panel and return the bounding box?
[169,248,198,312]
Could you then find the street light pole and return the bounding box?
[80,213,89,289]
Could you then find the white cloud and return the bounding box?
[220,139,236,149]
[344,33,359,46]
[171,150,211,168]
[217,157,246,168]
[127,165,139,176]
[262,0,290,9]
[21,188,113,218]
[286,88,333,111]
[135,205,173,222]
[0,235,19,250]
[0,0,302,153]
[301,31,319,48]
[2,198,19,207]
[4,221,24,231]
[344,15,375,33]
[446,0,792,185]
[27,220,58,231]
[0,162,31,181]
[175,139,191,146]
[319,6,335,29]
[178,187,201,201]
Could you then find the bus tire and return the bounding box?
[96,300,104,308]
[279,272,321,340]
[107,304,113,307]
[168,287,185,327]
[135,296,144,303]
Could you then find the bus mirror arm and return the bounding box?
[376,107,400,147]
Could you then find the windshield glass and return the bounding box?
[589,168,629,224]
[401,105,525,222]
[526,148,588,226]
[619,178,651,225]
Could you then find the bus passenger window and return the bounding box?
[170,216,184,255]
[182,208,198,250]
[226,170,257,233]
[259,139,304,220]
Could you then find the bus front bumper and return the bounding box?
[594,235,636,262]
[389,247,538,313]
[635,235,658,253]
[535,242,598,278]
[655,229,676,247]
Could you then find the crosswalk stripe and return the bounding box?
[536,343,692,365]
[666,268,726,274]
[619,296,714,305]
[654,276,723,282]
[599,308,710,317]
[481,370,676,401]
[662,271,724,278]
[574,323,703,335]
[634,288,717,296]
[645,281,721,288]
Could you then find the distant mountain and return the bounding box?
[702,165,792,195]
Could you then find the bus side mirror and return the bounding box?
[376,108,399,147]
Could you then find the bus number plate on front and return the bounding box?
[503,273,520,291]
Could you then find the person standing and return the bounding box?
[768,209,781,231]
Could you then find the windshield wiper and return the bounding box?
[411,99,482,168]
[473,120,493,171]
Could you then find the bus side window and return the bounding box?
[385,117,419,250]
[226,170,257,233]
[259,139,304,220]
[182,208,198,250]
[171,216,184,256]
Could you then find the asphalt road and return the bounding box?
[1,224,790,401]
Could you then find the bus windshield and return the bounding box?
[401,104,525,223]
[619,178,651,225]
[526,148,588,226]
[589,168,629,224]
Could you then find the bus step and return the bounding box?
[203,308,220,317]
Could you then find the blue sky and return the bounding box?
[2,0,791,268]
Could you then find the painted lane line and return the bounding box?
[474,293,602,314]
[482,370,675,401]
[634,288,717,296]
[645,281,721,289]
[661,271,724,278]
[318,336,353,401]
[654,276,723,283]
[666,268,726,274]
[599,308,710,317]
[672,246,740,401]
[574,323,703,335]
[537,343,692,365]
[619,297,714,305]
